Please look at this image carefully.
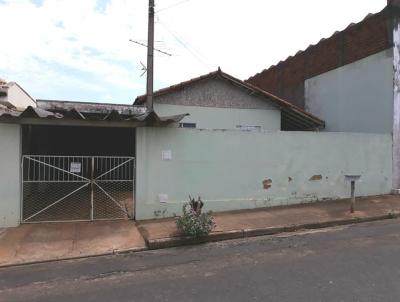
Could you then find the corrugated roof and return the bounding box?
[134,68,325,131]
[0,104,20,117]
[37,99,145,115]
[0,104,189,126]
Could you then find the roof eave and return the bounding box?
[0,106,189,127]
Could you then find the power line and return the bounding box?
[129,39,172,56]
[157,19,212,69]
[156,0,191,13]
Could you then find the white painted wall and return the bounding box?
[1,83,36,109]
[305,49,393,133]
[136,127,392,220]
[154,103,281,130]
[0,124,21,227]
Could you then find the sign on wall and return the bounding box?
[70,162,82,173]
[162,150,172,161]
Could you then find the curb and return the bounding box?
[2,213,399,268]
[0,246,148,269]
[145,212,400,250]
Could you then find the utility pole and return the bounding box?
[146,0,155,112]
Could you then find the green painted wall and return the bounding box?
[135,127,392,220]
[154,103,281,130]
[0,124,21,227]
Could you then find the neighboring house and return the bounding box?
[0,79,36,110]
[134,69,324,131]
[247,0,400,190]
[247,0,399,133]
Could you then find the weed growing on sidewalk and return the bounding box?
[176,196,215,238]
[388,210,399,218]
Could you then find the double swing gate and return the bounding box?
[22,155,135,223]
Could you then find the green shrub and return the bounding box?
[176,196,215,238]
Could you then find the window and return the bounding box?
[236,125,262,132]
[179,122,196,128]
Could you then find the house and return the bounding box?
[247,0,400,191]
[0,66,392,225]
[134,69,324,131]
[0,79,36,110]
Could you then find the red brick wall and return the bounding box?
[247,9,393,109]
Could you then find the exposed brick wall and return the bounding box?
[247,8,393,109]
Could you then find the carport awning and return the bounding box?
[0,105,189,126]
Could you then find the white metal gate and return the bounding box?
[22,155,135,223]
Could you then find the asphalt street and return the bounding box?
[1,219,400,301]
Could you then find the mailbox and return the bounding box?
[345,175,361,182]
[345,175,361,213]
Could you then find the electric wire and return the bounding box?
[156,0,191,13]
[157,18,213,70]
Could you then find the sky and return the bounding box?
[0,0,387,104]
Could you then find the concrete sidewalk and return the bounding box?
[137,195,400,249]
[1,195,400,267]
[0,220,146,267]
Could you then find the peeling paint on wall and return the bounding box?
[309,174,323,181]
[263,179,272,190]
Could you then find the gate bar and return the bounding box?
[24,156,89,181]
[95,158,134,180]
[91,157,94,221]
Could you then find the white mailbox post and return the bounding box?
[345,175,361,213]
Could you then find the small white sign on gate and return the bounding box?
[70,162,81,173]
